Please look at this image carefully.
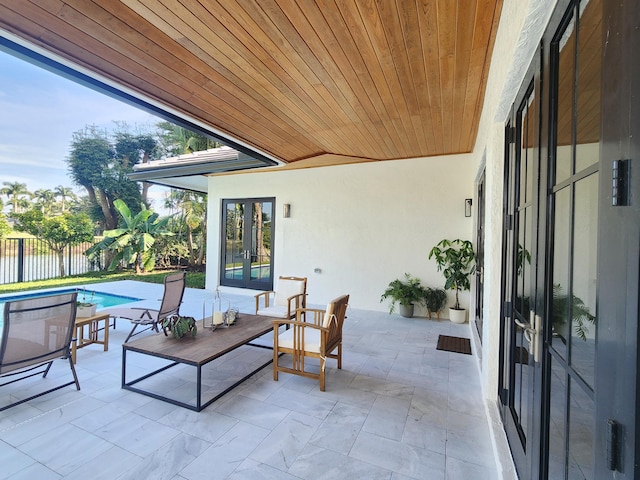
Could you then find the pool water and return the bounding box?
[0,288,142,323]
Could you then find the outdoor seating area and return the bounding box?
[0,280,498,479]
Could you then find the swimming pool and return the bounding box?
[0,288,142,322]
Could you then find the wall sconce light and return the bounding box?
[283,203,291,218]
[465,199,472,217]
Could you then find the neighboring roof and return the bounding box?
[0,1,503,169]
[129,146,263,193]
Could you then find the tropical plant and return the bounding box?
[1,181,30,214]
[85,199,172,274]
[380,273,425,314]
[54,185,77,213]
[551,284,596,342]
[428,239,476,310]
[161,314,197,339]
[422,287,448,319]
[13,208,94,277]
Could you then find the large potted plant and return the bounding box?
[380,273,425,318]
[428,239,476,323]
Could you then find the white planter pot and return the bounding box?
[77,304,97,317]
[449,308,467,324]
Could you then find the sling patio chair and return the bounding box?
[272,294,349,391]
[103,271,186,343]
[255,275,307,319]
[0,291,80,412]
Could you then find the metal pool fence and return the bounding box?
[0,238,103,285]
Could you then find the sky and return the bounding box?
[0,49,170,212]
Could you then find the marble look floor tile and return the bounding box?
[350,375,414,399]
[265,387,335,420]
[122,433,210,480]
[0,439,36,479]
[4,462,60,480]
[62,445,141,480]
[179,421,270,480]
[289,444,392,480]
[445,456,498,480]
[94,412,180,457]
[229,458,300,479]
[362,394,411,441]
[350,431,445,480]
[249,411,322,471]
[158,408,237,443]
[214,394,290,430]
[18,423,112,476]
[308,402,368,454]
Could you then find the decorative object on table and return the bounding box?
[225,307,239,325]
[428,239,476,324]
[380,273,426,318]
[204,287,230,330]
[76,288,97,317]
[161,314,197,339]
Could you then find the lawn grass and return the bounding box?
[0,269,206,295]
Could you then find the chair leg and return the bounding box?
[68,356,81,390]
[337,343,342,369]
[320,358,326,391]
[41,360,54,378]
[125,323,138,343]
[273,350,279,381]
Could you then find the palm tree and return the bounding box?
[1,181,30,214]
[85,199,172,274]
[54,185,76,212]
[32,189,56,215]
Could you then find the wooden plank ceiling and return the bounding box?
[0,1,503,169]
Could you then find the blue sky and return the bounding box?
[0,49,167,209]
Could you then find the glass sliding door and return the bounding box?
[220,198,274,290]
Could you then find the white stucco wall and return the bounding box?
[206,155,475,312]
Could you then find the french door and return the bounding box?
[475,171,486,341]
[220,198,274,290]
[499,0,639,478]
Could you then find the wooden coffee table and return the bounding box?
[121,313,275,411]
[72,312,110,364]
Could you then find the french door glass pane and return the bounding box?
[552,186,571,356]
[224,202,244,281]
[568,379,594,479]
[570,173,598,387]
[555,14,576,183]
[548,356,567,479]
[250,201,272,282]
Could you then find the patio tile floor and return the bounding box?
[0,281,500,479]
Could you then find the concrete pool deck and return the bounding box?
[0,280,500,479]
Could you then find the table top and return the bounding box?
[75,312,110,325]
[122,314,274,366]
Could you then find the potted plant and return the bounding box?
[161,314,198,339]
[380,273,425,318]
[428,239,476,323]
[422,287,448,320]
[76,288,97,317]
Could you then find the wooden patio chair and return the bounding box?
[104,271,186,342]
[255,275,307,319]
[0,291,80,411]
[272,294,349,391]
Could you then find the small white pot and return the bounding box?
[448,308,467,324]
[77,304,97,317]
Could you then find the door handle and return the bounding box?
[514,311,542,363]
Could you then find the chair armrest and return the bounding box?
[285,293,308,318]
[255,291,275,313]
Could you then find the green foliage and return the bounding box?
[161,314,197,339]
[0,270,205,295]
[552,284,596,342]
[380,273,426,314]
[85,199,172,273]
[0,213,10,238]
[13,208,94,277]
[422,287,448,318]
[429,239,476,310]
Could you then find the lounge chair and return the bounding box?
[104,271,186,343]
[272,294,349,391]
[0,291,80,411]
[255,275,307,319]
